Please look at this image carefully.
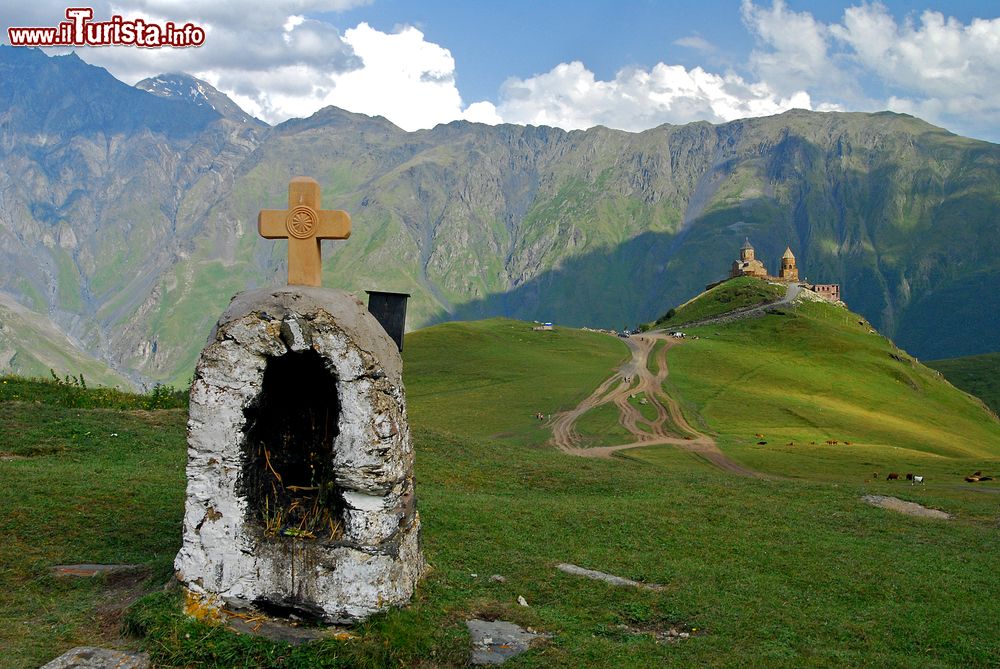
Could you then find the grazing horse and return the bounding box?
[886,472,900,481]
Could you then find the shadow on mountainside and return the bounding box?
[427,231,707,331]
[424,195,853,332]
[424,125,1000,361]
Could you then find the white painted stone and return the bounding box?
[343,491,387,512]
[175,287,424,624]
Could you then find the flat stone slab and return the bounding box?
[40,647,149,669]
[863,495,951,520]
[225,614,348,645]
[556,563,664,591]
[467,619,546,665]
[51,564,148,579]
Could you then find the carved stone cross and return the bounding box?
[258,176,351,287]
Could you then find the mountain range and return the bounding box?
[1,46,999,387]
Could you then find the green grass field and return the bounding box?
[404,319,628,445]
[2,300,1000,667]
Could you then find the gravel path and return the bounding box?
[862,495,952,519]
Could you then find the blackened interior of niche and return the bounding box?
[240,349,344,540]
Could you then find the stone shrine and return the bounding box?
[174,178,424,624]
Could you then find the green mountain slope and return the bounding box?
[0,293,129,387]
[926,352,1000,415]
[130,109,1000,386]
[3,48,1000,387]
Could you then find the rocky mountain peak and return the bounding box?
[135,72,266,126]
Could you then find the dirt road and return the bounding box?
[549,332,763,478]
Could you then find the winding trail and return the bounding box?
[549,332,763,478]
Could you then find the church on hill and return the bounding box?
[711,238,840,303]
[730,238,799,282]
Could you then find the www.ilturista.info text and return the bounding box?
[7,8,205,47]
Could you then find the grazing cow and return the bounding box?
[911,475,924,485]
[905,473,914,481]
[886,472,900,481]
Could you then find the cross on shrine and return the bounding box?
[258,176,351,287]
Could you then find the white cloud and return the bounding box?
[741,0,856,99]
[495,61,812,131]
[462,101,503,125]
[831,4,1000,100]
[307,22,464,129]
[674,36,715,53]
[207,22,498,130]
[739,1,1000,139]
[13,1,364,88]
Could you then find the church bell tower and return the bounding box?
[779,246,799,281]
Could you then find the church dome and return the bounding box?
[782,246,795,259]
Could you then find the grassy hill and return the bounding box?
[926,352,1000,415]
[2,308,1000,667]
[658,281,1000,468]
[634,281,1000,495]
[652,276,786,327]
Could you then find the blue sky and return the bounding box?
[5,1,1000,141]
[328,0,766,103]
